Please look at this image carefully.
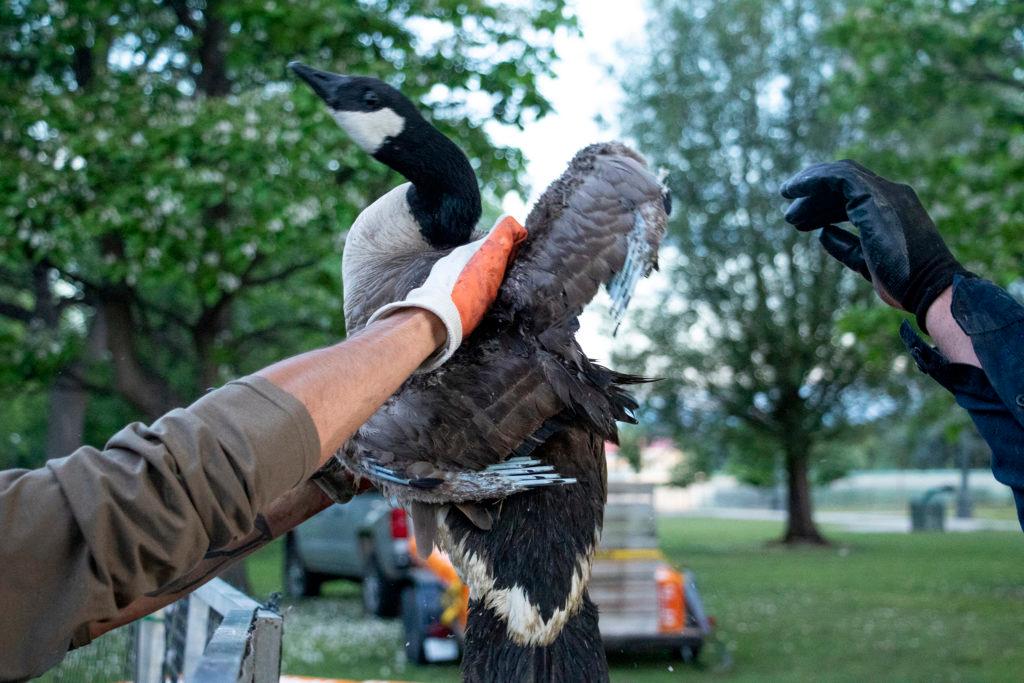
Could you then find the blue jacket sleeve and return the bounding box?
[901,276,1024,529]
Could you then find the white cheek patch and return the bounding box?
[439,514,597,647]
[332,107,405,154]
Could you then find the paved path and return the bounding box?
[670,507,1020,533]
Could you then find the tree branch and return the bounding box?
[0,265,26,288]
[59,367,115,397]
[165,0,200,34]
[43,256,193,331]
[243,258,319,288]
[965,67,1024,93]
[0,299,34,324]
[225,319,334,350]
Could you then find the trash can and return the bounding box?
[909,485,955,532]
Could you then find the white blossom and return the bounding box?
[218,272,241,292]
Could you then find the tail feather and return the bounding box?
[438,427,608,682]
[410,501,440,559]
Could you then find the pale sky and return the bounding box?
[488,0,657,364]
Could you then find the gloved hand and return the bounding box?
[367,216,527,371]
[780,159,972,332]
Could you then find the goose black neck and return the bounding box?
[374,118,481,249]
[461,596,609,683]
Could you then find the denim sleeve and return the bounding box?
[900,276,1024,529]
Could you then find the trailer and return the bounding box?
[401,481,713,664]
[591,482,712,661]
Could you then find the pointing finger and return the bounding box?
[780,159,874,200]
[783,193,850,232]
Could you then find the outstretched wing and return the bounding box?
[343,142,667,501]
[498,141,669,332]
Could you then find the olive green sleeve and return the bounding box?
[0,376,320,680]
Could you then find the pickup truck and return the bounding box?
[284,491,413,617]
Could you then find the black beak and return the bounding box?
[288,61,350,104]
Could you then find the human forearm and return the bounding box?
[900,278,1024,530]
[907,338,1024,526]
[257,308,445,466]
[924,286,981,368]
[0,376,321,678]
[79,311,444,646]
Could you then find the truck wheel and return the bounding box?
[680,642,702,664]
[361,556,403,617]
[401,582,459,665]
[402,586,428,664]
[284,537,322,598]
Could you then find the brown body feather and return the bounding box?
[340,142,667,682]
[342,143,666,487]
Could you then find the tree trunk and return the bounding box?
[101,295,182,420]
[45,311,108,459]
[194,301,229,391]
[44,377,90,460]
[194,1,231,97]
[781,440,828,545]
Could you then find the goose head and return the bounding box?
[289,62,482,251]
[289,62,415,156]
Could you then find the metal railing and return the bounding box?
[139,578,282,683]
[47,578,281,683]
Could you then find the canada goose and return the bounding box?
[291,62,669,682]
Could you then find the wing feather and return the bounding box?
[342,142,667,502]
[500,142,668,331]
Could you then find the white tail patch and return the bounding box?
[439,512,597,647]
[332,107,405,154]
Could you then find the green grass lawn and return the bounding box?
[813,503,1020,522]
[965,505,1020,522]
[248,519,1024,682]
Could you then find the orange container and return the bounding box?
[655,566,686,633]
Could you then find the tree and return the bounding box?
[618,0,890,544]
[826,0,1024,285]
[0,0,572,585]
[0,0,571,458]
[815,1,1024,492]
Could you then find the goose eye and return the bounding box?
[363,91,380,107]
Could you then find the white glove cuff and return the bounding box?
[366,290,463,372]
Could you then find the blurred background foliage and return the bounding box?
[615,0,1022,541]
[0,0,1021,543]
[0,0,572,468]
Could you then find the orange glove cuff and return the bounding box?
[451,215,528,334]
[366,215,527,372]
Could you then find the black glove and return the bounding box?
[780,159,972,333]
